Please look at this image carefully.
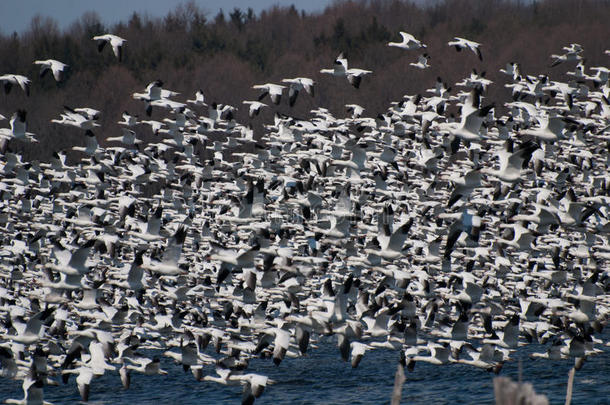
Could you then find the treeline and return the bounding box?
[0,0,609,161]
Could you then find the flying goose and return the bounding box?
[320,53,372,88]
[0,110,37,142]
[51,106,100,130]
[187,89,206,106]
[242,101,268,118]
[5,372,53,405]
[448,37,483,60]
[33,59,69,82]
[92,33,127,61]
[481,140,540,183]
[0,74,31,96]
[252,83,285,105]
[281,77,315,107]
[141,226,188,275]
[388,31,427,50]
[409,53,430,69]
[550,43,583,67]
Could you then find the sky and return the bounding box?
[0,0,333,34]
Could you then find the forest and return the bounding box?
[0,0,609,161]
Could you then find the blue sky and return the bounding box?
[0,0,333,34]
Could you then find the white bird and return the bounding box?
[448,37,483,60]
[0,110,37,142]
[388,31,427,50]
[141,226,188,275]
[321,53,373,89]
[0,74,31,96]
[409,53,430,69]
[346,68,372,89]
[92,34,126,61]
[118,111,138,127]
[124,356,168,375]
[281,77,315,107]
[47,239,95,276]
[2,307,54,345]
[106,128,141,146]
[482,140,540,183]
[350,341,373,368]
[242,101,268,118]
[5,373,53,405]
[320,53,348,76]
[51,106,100,130]
[187,89,206,106]
[252,83,285,105]
[61,366,94,401]
[33,59,68,82]
[239,373,273,404]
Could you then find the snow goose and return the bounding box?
[141,226,188,276]
[187,89,206,106]
[550,43,583,67]
[239,373,273,404]
[500,62,521,81]
[448,37,483,60]
[481,140,540,183]
[345,104,365,118]
[51,106,100,130]
[0,110,37,143]
[346,68,372,89]
[33,59,68,82]
[2,307,54,345]
[365,218,414,260]
[350,341,373,368]
[407,343,454,368]
[62,366,94,401]
[92,33,126,61]
[388,31,427,50]
[281,77,315,107]
[435,90,493,142]
[444,167,483,208]
[118,111,138,127]
[320,53,371,88]
[242,101,268,118]
[320,53,348,76]
[0,74,31,96]
[409,53,430,69]
[518,113,575,142]
[5,372,53,405]
[47,239,95,277]
[106,128,142,146]
[456,343,503,373]
[124,356,168,375]
[252,83,285,105]
[442,208,482,258]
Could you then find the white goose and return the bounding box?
[0,74,31,96]
[388,31,427,50]
[448,37,483,60]
[92,34,127,61]
[252,83,285,105]
[5,373,53,405]
[33,59,69,82]
[320,53,372,88]
[0,110,37,142]
[409,53,430,69]
[281,77,315,107]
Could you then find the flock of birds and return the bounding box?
[0,28,609,405]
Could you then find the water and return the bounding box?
[1,333,608,404]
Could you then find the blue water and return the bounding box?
[1,333,608,404]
